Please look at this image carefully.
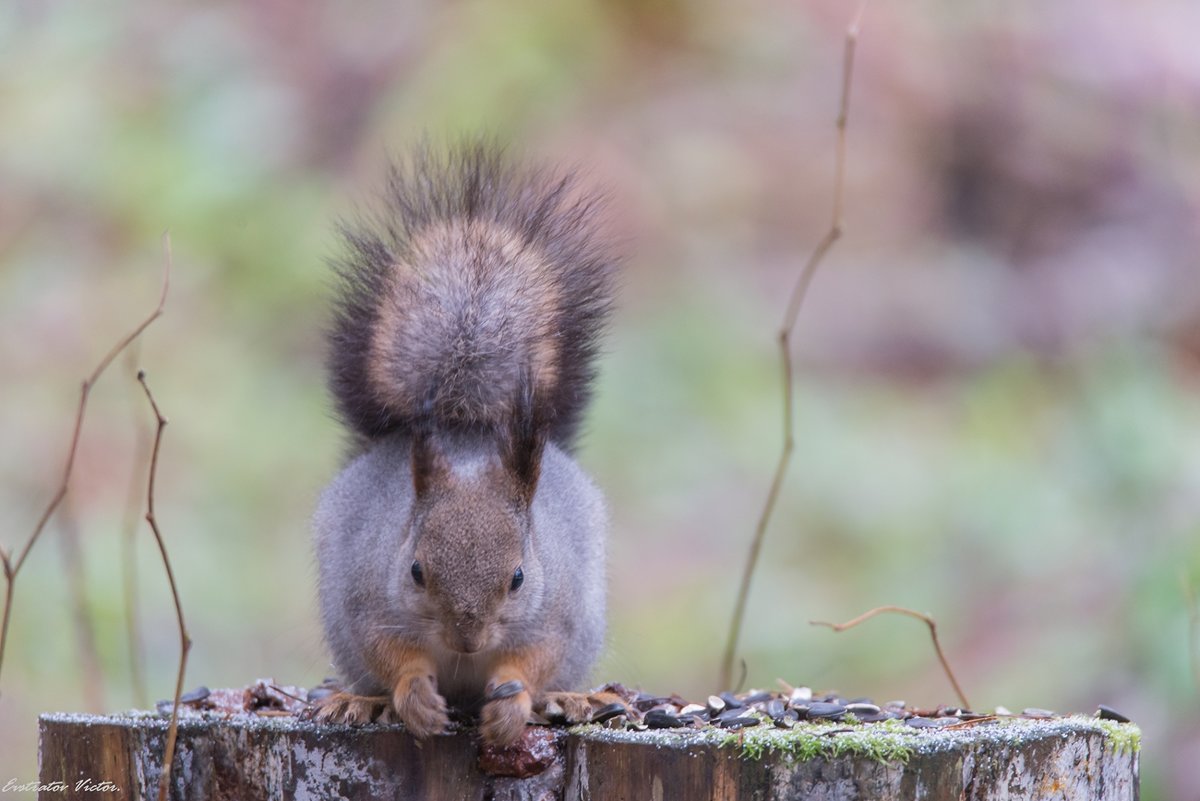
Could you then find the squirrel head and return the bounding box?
[403,427,543,654]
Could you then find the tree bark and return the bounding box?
[38,712,1139,800]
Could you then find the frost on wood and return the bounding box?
[39,710,1138,800]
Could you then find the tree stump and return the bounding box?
[39,708,1139,800]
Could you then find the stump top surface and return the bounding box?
[572,713,1143,769]
[38,708,1141,760]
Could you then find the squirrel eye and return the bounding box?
[411,561,425,587]
[510,566,524,592]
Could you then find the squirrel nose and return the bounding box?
[451,617,485,653]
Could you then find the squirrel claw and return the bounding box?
[537,691,594,724]
[308,691,390,725]
[481,688,533,747]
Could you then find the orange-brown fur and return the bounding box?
[314,635,605,746]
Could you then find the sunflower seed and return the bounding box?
[716,707,749,721]
[180,686,211,704]
[487,681,525,701]
[853,711,892,723]
[719,692,745,709]
[591,703,626,724]
[1097,705,1131,723]
[645,710,684,729]
[717,716,760,730]
[905,716,941,729]
[806,702,846,720]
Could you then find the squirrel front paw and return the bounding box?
[308,691,392,724]
[537,691,594,724]
[392,673,450,738]
[480,680,533,747]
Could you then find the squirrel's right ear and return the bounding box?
[411,431,452,499]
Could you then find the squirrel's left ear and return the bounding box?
[411,429,452,500]
[499,393,545,507]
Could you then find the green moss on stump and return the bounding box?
[574,714,1140,767]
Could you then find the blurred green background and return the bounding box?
[2,0,1199,797]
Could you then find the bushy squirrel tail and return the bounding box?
[327,143,618,450]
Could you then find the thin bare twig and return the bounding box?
[137,370,191,801]
[718,1,869,690]
[942,715,999,730]
[268,684,313,707]
[810,605,971,711]
[0,550,13,693]
[0,234,171,693]
[733,658,748,694]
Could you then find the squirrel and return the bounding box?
[311,144,619,747]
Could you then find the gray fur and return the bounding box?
[315,432,607,707]
[316,146,615,726]
[327,144,617,448]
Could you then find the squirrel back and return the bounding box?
[327,144,617,449]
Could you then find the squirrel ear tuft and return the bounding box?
[411,430,452,499]
[499,397,546,507]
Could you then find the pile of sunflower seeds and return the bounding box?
[157,678,1134,733]
[578,682,1132,733]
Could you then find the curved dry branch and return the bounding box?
[137,370,192,801]
[718,1,869,690]
[0,234,171,693]
[810,605,971,711]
